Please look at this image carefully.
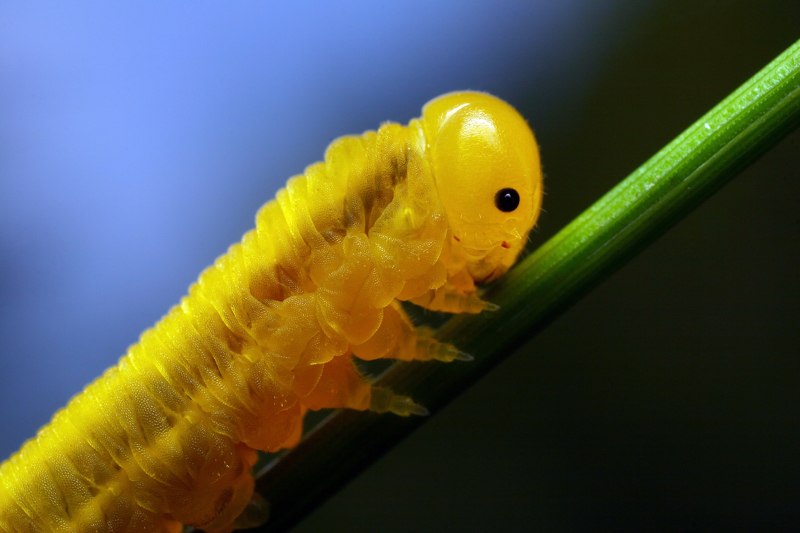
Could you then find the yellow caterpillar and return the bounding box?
[0,92,543,533]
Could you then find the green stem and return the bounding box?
[251,39,800,532]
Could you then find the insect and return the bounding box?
[0,92,543,533]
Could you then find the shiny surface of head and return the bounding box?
[422,91,543,282]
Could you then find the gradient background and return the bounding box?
[1,1,799,531]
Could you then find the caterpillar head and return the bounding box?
[422,91,543,283]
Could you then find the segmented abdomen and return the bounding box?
[0,120,447,533]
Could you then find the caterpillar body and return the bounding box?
[0,92,543,533]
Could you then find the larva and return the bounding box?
[0,92,543,533]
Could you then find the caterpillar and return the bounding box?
[0,91,543,533]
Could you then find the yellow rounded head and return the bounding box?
[422,91,543,282]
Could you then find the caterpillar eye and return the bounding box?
[494,188,520,212]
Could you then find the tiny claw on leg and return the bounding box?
[466,294,500,313]
[443,346,474,362]
[370,387,429,417]
[482,301,501,312]
[416,337,473,362]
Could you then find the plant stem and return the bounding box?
[251,39,800,533]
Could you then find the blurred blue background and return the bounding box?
[1,1,799,531]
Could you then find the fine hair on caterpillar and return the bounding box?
[0,91,543,533]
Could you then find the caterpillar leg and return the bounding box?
[408,282,499,314]
[369,386,429,417]
[302,354,372,411]
[301,354,427,417]
[352,300,471,363]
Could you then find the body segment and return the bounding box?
[0,92,543,533]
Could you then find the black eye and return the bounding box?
[494,188,520,212]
